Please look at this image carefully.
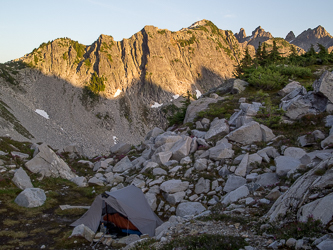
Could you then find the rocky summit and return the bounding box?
[1,20,333,249]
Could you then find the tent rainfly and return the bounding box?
[70,185,163,236]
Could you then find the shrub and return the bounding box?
[247,66,287,90]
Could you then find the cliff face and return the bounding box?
[20,20,242,104]
[290,25,333,52]
[1,20,246,156]
[234,26,273,49]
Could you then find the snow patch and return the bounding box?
[35,109,49,119]
[114,89,122,97]
[113,136,119,144]
[195,90,202,98]
[151,102,163,108]
[173,94,180,99]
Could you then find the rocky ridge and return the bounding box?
[1,70,333,249]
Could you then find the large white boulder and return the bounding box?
[176,202,206,217]
[15,188,46,208]
[160,179,189,194]
[113,156,133,173]
[12,167,33,190]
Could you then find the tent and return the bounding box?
[71,185,163,237]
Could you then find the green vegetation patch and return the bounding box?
[177,35,197,47]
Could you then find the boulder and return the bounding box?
[25,143,77,180]
[265,156,333,222]
[223,175,246,193]
[297,192,333,225]
[153,168,167,176]
[160,179,189,194]
[183,97,220,123]
[70,224,95,242]
[170,136,192,161]
[204,118,229,140]
[194,177,210,194]
[275,156,302,177]
[165,191,186,205]
[278,81,302,96]
[113,156,133,173]
[208,138,234,160]
[15,188,46,208]
[58,143,84,158]
[110,142,132,155]
[222,185,249,206]
[71,176,88,187]
[255,173,280,187]
[88,177,104,186]
[118,234,140,245]
[191,130,207,138]
[321,134,333,148]
[145,192,157,211]
[154,134,182,148]
[11,151,30,159]
[176,202,206,217]
[231,79,249,94]
[284,147,307,159]
[313,71,333,103]
[12,167,33,190]
[226,121,274,145]
[152,151,172,165]
[144,127,164,141]
[235,153,249,177]
[194,158,208,171]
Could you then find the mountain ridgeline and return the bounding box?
[0,20,332,156]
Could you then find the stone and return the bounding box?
[113,156,133,173]
[15,188,46,208]
[195,121,204,129]
[284,147,307,159]
[110,142,132,155]
[160,179,189,194]
[321,134,333,148]
[170,136,192,161]
[78,160,94,168]
[278,81,302,96]
[154,133,182,148]
[286,238,297,248]
[266,187,281,200]
[275,156,302,177]
[246,173,258,182]
[191,130,206,138]
[152,151,172,165]
[11,151,30,159]
[194,177,210,194]
[297,192,333,226]
[204,118,229,140]
[227,121,274,145]
[194,158,208,171]
[208,138,234,160]
[312,130,326,140]
[70,224,95,242]
[145,192,157,211]
[12,167,33,190]
[232,79,249,94]
[313,71,333,103]
[165,191,186,205]
[176,202,206,217]
[118,234,140,245]
[222,185,249,206]
[180,156,192,165]
[25,143,77,180]
[284,96,314,120]
[71,176,88,187]
[235,153,249,177]
[183,97,219,123]
[145,127,164,141]
[317,238,333,250]
[196,138,209,148]
[153,168,167,176]
[88,177,104,186]
[223,175,247,193]
[255,173,279,187]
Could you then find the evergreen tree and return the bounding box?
[235,47,252,77]
[268,40,282,63]
[317,43,329,64]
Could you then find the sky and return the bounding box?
[1,0,333,63]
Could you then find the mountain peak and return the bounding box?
[285,31,295,42]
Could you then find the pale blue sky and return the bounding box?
[1,0,332,63]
